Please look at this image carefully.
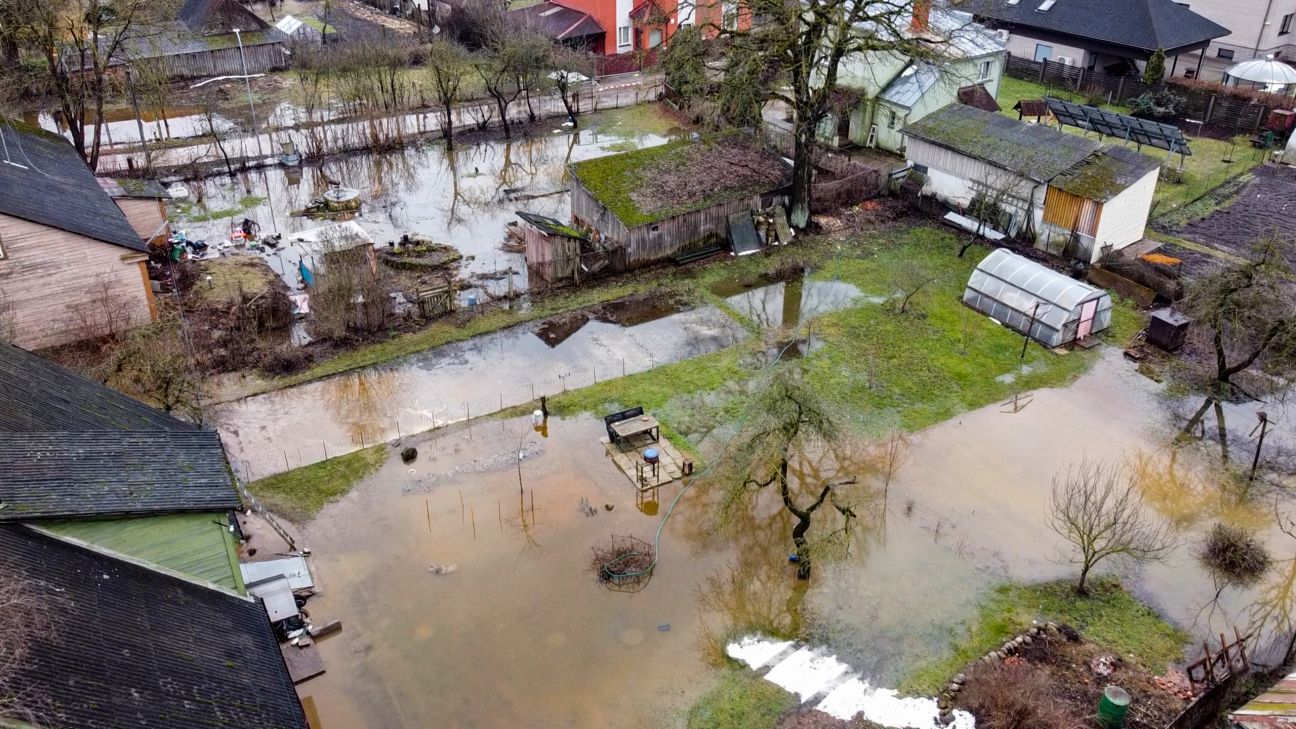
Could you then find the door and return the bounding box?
[1034,43,1053,62]
[1076,299,1098,340]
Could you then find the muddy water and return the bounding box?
[171,108,676,294]
[299,415,729,729]
[807,349,1296,680]
[217,303,746,479]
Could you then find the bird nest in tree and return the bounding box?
[591,535,655,592]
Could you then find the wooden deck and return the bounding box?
[601,435,689,494]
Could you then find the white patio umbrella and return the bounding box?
[1223,55,1296,94]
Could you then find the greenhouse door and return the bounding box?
[1077,299,1098,339]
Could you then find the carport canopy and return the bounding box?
[962,249,1112,348]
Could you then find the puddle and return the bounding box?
[216,303,747,478]
[297,415,732,729]
[712,273,863,329]
[170,107,677,299]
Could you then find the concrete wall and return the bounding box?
[1002,31,1090,66]
[1092,168,1158,261]
[0,214,152,350]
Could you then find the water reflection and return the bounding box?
[174,108,677,298]
[320,369,400,448]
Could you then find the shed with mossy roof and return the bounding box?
[569,137,791,269]
[903,104,1160,263]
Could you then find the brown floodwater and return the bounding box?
[294,347,1296,729]
[298,415,735,729]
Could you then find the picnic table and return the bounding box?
[610,414,660,447]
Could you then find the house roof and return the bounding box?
[511,1,604,40]
[1050,144,1161,201]
[0,431,240,520]
[958,83,1002,113]
[0,123,147,252]
[179,0,271,32]
[0,525,306,729]
[517,211,589,239]
[0,341,194,432]
[570,138,791,228]
[1233,670,1296,728]
[964,0,1228,54]
[124,21,287,59]
[1013,98,1051,117]
[880,62,941,108]
[903,104,1100,182]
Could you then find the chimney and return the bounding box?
[910,0,931,33]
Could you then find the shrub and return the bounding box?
[960,662,1072,729]
[1130,89,1184,120]
[258,347,313,377]
[1201,523,1270,583]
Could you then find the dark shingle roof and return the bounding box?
[0,124,147,252]
[1051,144,1161,201]
[0,525,307,729]
[98,177,169,199]
[965,0,1228,54]
[0,431,239,520]
[0,342,194,432]
[510,1,604,40]
[957,83,1002,113]
[903,104,1099,181]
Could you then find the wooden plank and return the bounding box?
[281,642,326,684]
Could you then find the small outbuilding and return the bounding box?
[569,138,791,269]
[962,249,1112,348]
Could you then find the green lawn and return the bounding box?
[541,226,1141,439]
[687,670,797,729]
[994,76,1263,220]
[246,445,387,522]
[901,579,1191,696]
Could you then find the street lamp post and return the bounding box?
[232,28,266,159]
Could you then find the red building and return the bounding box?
[514,0,743,57]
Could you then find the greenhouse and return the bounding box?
[962,249,1112,348]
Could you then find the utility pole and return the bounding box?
[232,28,266,159]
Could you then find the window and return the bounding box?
[1217,47,1235,60]
[617,25,630,47]
[1282,13,1294,35]
[649,29,663,47]
[887,109,898,129]
[978,59,993,81]
[1033,43,1052,62]
[723,0,738,30]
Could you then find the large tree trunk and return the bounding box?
[442,101,455,147]
[494,94,512,138]
[791,512,813,579]
[1076,561,1092,595]
[788,121,814,230]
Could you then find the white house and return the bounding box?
[902,104,1161,262]
[831,2,1006,152]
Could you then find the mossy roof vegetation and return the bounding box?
[571,138,791,228]
[1051,144,1161,201]
[903,104,1100,182]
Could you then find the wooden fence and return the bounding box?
[1004,53,1289,133]
[145,42,288,79]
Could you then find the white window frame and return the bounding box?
[978,59,993,82]
[1281,13,1294,35]
[617,25,631,48]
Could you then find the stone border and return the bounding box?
[936,622,1061,725]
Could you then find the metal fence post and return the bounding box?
[1039,58,1047,83]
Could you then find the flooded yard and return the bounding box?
[217,300,747,478]
[170,107,679,297]
[290,343,1296,729]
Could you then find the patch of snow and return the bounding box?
[818,677,976,729]
[763,647,851,701]
[726,636,794,670]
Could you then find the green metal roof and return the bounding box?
[42,512,244,593]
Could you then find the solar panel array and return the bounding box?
[1045,97,1192,155]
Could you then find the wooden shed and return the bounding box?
[569,138,791,269]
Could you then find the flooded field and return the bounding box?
[291,344,1296,728]
[218,300,746,478]
[299,415,731,729]
[169,107,678,295]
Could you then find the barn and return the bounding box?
[963,249,1112,348]
[568,138,791,269]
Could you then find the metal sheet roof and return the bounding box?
[880,62,941,109]
[1232,671,1296,727]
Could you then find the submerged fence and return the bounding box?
[1004,53,1293,134]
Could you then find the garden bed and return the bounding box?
[1172,165,1296,266]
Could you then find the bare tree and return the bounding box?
[311,232,392,339]
[105,313,207,423]
[551,46,595,125]
[715,366,860,579]
[1184,234,1296,394]
[701,0,954,228]
[1047,459,1174,595]
[196,89,236,177]
[890,258,938,314]
[426,37,470,146]
[0,0,174,169]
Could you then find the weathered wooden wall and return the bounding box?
[521,225,580,285]
[571,177,788,269]
[150,43,287,79]
[115,198,170,246]
[0,214,152,350]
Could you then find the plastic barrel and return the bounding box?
[1098,685,1131,728]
